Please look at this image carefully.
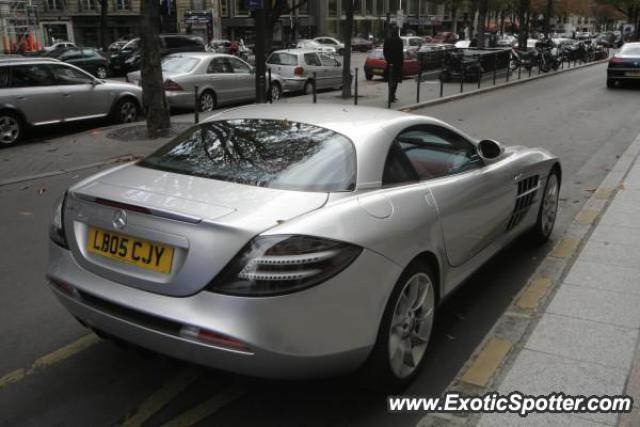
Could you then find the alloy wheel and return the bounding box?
[0,115,20,146]
[541,174,559,237]
[388,272,435,379]
[96,67,108,79]
[119,101,138,123]
[270,84,281,101]
[199,92,215,112]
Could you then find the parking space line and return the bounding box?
[160,385,245,427]
[121,368,200,427]
[0,334,100,390]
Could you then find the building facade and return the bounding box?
[38,0,142,47]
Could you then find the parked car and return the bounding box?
[47,103,561,387]
[108,34,205,74]
[295,39,337,54]
[351,36,374,52]
[266,48,343,95]
[44,41,78,52]
[432,32,459,44]
[208,39,237,54]
[313,36,345,55]
[401,36,425,52]
[607,42,640,88]
[0,58,142,146]
[364,48,421,80]
[417,43,456,71]
[108,39,130,53]
[127,53,258,112]
[52,48,109,79]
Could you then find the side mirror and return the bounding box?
[250,67,255,74]
[477,139,504,163]
[90,79,100,86]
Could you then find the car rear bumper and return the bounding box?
[280,78,306,93]
[607,68,640,80]
[165,91,195,109]
[47,242,401,379]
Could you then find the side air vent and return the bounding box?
[507,175,540,230]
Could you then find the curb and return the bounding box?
[400,58,609,112]
[418,129,640,427]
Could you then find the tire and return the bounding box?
[606,78,615,89]
[96,66,108,79]
[198,90,216,112]
[365,72,373,81]
[529,170,560,243]
[112,98,139,124]
[0,111,23,147]
[361,261,437,390]
[269,82,282,101]
[303,80,314,95]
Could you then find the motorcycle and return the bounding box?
[510,47,538,71]
[535,39,560,72]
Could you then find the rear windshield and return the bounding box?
[267,52,298,65]
[162,56,200,73]
[139,119,357,192]
[621,45,640,55]
[367,49,384,59]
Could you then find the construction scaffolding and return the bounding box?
[0,0,41,54]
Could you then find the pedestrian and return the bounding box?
[383,24,404,103]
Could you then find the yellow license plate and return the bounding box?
[87,227,174,274]
[625,71,640,77]
[373,68,384,75]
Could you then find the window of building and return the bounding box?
[408,0,418,15]
[114,0,130,10]
[389,0,399,13]
[376,0,385,16]
[328,0,338,17]
[293,0,309,15]
[79,0,96,10]
[235,0,249,16]
[363,0,372,15]
[219,0,228,16]
[47,0,64,11]
[428,2,437,15]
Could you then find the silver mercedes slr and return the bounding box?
[47,104,561,388]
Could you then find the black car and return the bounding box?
[607,42,640,88]
[108,34,205,74]
[54,48,109,78]
[417,43,456,71]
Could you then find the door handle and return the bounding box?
[513,173,523,182]
[62,93,71,97]
[16,96,26,100]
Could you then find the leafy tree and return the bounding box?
[595,0,639,38]
[262,0,310,53]
[100,0,108,51]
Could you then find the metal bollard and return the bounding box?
[416,71,421,103]
[493,53,497,85]
[538,60,541,75]
[268,69,272,103]
[528,66,532,78]
[518,65,521,80]
[313,72,317,103]
[387,64,392,108]
[506,60,510,82]
[354,68,358,105]
[478,67,482,89]
[194,85,199,124]
[460,65,464,93]
[439,74,444,97]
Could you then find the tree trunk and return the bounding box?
[342,0,354,98]
[477,0,488,48]
[100,0,108,52]
[141,0,170,138]
[518,0,529,48]
[500,10,505,35]
[543,0,553,37]
[451,6,458,35]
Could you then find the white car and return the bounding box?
[296,39,337,54]
[313,37,345,55]
[44,42,78,52]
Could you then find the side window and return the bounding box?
[397,125,481,180]
[228,57,251,73]
[10,65,56,87]
[382,142,419,186]
[319,53,339,67]
[49,64,94,85]
[59,50,82,61]
[266,53,279,65]
[0,68,9,88]
[304,53,321,66]
[208,57,231,73]
[163,37,180,49]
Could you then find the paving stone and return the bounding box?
[547,284,640,328]
[563,260,640,295]
[525,314,638,370]
[580,240,640,269]
[589,224,640,247]
[478,412,612,427]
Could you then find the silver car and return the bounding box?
[127,53,257,112]
[313,36,345,55]
[266,48,343,96]
[47,104,560,387]
[0,58,142,147]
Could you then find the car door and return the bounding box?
[205,57,235,104]
[395,125,516,267]
[227,57,255,101]
[318,53,342,88]
[303,52,326,88]
[48,63,112,120]
[8,64,62,125]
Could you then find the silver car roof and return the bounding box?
[270,48,322,55]
[0,57,62,65]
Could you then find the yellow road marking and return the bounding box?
[461,338,512,388]
[550,239,579,258]
[161,385,245,427]
[595,188,613,200]
[517,277,553,310]
[121,368,200,427]
[576,209,599,225]
[0,334,100,390]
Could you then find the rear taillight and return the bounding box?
[180,326,251,353]
[609,56,623,64]
[49,193,68,249]
[207,235,362,296]
[294,66,304,76]
[163,79,183,91]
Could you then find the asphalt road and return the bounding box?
[1,63,640,427]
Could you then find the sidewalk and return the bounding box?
[474,137,640,426]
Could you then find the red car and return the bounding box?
[363,48,421,80]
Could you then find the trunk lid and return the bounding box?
[65,164,328,296]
